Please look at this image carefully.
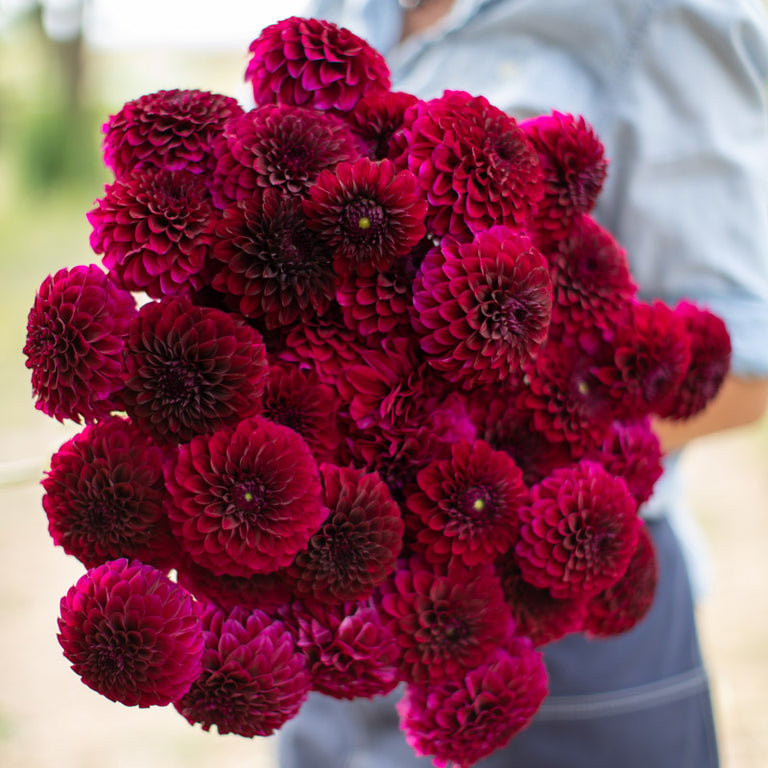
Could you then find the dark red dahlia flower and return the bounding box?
[407,439,526,566]
[293,599,401,699]
[24,265,136,424]
[303,157,427,275]
[175,604,310,736]
[522,112,608,241]
[397,90,543,237]
[412,227,552,389]
[245,16,391,113]
[656,301,731,420]
[397,640,548,768]
[515,461,640,599]
[43,416,179,570]
[57,558,204,707]
[88,167,215,299]
[122,296,267,445]
[290,464,403,603]
[166,415,325,578]
[584,523,658,637]
[343,90,420,160]
[378,555,514,683]
[101,88,243,177]
[211,104,359,207]
[211,188,337,329]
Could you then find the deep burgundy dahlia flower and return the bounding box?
[289,464,404,603]
[397,640,548,768]
[407,439,526,566]
[211,188,337,328]
[343,90,420,160]
[24,265,136,424]
[166,415,325,578]
[57,558,204,707]
[303,157,427,275]
[122,296,267,445]
[515,461,640,599]
[175,604,310,736]
[245,16,391,113]
[101,88,243,177]
[411,227,552,389]
[88,167,215,299]
[43,416,179,570]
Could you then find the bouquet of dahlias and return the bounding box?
[23,16,731,768]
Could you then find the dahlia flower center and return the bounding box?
[488,292,530,339]
[276,143,313,179]
[156,359,203,406]
[487,129,525,173]
[455,486,493,519]
[342,199,385,241]
[231,478,270,519]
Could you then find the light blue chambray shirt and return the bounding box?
[308,0,768,589]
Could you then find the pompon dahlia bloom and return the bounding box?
[378,555,514,683]
[24,265,136,424]
[397,90,543,237]
[303,157,427,275]
[343,90,420,160]
[57,558,204,707]
[175,604,310,737]
[101,88,243,177]
[245,16,391,112]
[411,228,552,389]
[122,296,267,444]
[292,599,401,699]
[397,640,548,768]
[515,461,640,599]
[88,167,215,299]
[289,464,404,603]
[211,104,359,207]
[522,111,608,241]
[166,415,325,578]
[406,439,526,566]
[42,416,178,570]
[211,188,336,328]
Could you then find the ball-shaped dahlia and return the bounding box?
[289,464,404,603]
[24,265,136,424]
[292,599,401,699]
[407,439,526,566]
[211,104,359,207]
[245,16,391,113]
[101,88,243,177]
[57,558,204,707]
[515,461,640,599]
[166,415,325,578]
[175,604,310,736]
[343,90,420,160]
[122,296,267,445]
[43,416,179,570]
[411,227,552,389]
[397,90,543,237]
[303,157,427,275]
[88,167,215,299]
[211,188,337,329]
[397,640,548,768]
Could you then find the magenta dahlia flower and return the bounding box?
[24,265,136,424]
[397,90,543,237]
[211,188,337,329]
[343,90,420,160]
[88,167,215,299]
[245,16,391,113]
[515,461,640,599]
[293,599,401,699]
[411,227,552,389]
[101,88,243,177]
[289,464,403,603]
[378,555,514,683]
[57,558,204,707]
[43,416,179,570]
[406,439,526,566]
[397,640,548,768]
[175,604,310,736]
[303,157,427,275]
[166,415,325,578]
[122,296,267,445]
